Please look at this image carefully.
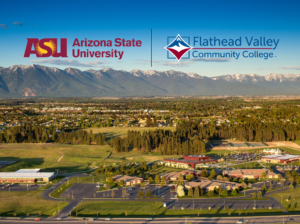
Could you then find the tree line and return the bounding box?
[0,125,106,145]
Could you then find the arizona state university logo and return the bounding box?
[24,38,68,57]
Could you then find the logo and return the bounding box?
[24,38,68,57]
[165,34,192,61]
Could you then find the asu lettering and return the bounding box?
[24,38,68,57]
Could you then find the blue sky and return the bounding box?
[0,0,300,77]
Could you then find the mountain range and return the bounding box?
[0,64,300,97]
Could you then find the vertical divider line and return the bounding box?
[151,29,152,67]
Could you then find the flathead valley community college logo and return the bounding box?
[165,34,192,61]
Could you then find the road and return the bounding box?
[0,216,299,223]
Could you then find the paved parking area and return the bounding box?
[252,180,290,189]
[0,183,39,191]
[96,185,171,200]
[168,199,280,210]
[61,183,98,199]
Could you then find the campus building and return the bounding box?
[263,148,282,155]
[222,169,278,179]
[185,180,241,192]
[0,169,55,183]
[109,175,143,186]
[163,155,216,169]
[261,154,300,164]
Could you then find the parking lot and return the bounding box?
[219,152,262,162]
[169,198,280,210]
[61,183,98,199]
[95,185,171,200]
[0,183,40,191]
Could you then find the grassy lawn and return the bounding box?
[229,162,264,169]
[73,201,283,217]
[293,140,300,146]
[0,191,68,217]
[0,143,112,173]
[106,149,180,165]
[268,186,300,211]
[83,126,176,142]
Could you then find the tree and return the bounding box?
[140,182,146,187]
[155,175,160,184]
[257,191,262,199]
[286,170,291,179]
[217,175,223,181]
[207,190,214,197]
[161,176,167,184]
[118,180,124,187]
[201,169,208,177]
[146,190,152,199]
[218,186,223,195]
[277,173,282,180]
[231,189,238,196]
[222,189,228,197]
[138,191,145,199]
[160,180,165,187]
[177,185,185,197]
[178,174,184,185]
[241,182,247,189]
[194,187,200,198]
[261,183,267,192]
[252,192,257,199]
[210,169,216,178]
[289,184,294,191]
[261,172,266,179]
[186,173,194,181]
[291,169,297,178]
[188,187,193,196]
[107,177,114,184]
[148,176,153,183]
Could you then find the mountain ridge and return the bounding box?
[0,64,300,97]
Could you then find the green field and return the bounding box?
[73,201,283,217]
[83,126,176,142]
[0,191,68,217]
[269,186,300,211]
[229,162,264,169]
[0,143,112,173]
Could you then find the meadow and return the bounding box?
[0,191,68,217]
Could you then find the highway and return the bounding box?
[0,216,299,223]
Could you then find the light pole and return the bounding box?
[280,194,283,204]
[55,169,59,176]
[192,194,194,210]
[72,190,74,199]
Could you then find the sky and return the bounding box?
[0,0,300,77]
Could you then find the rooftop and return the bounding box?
[15,169,41,173]
[262,154,300,160]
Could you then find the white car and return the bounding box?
[237,219,243,224]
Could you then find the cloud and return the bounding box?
[190,58,230,62]
[0,24,9,29]
[280,66,300,70]
[13,21,23,26]
[160,61,194,67]
[30,59,110,67]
